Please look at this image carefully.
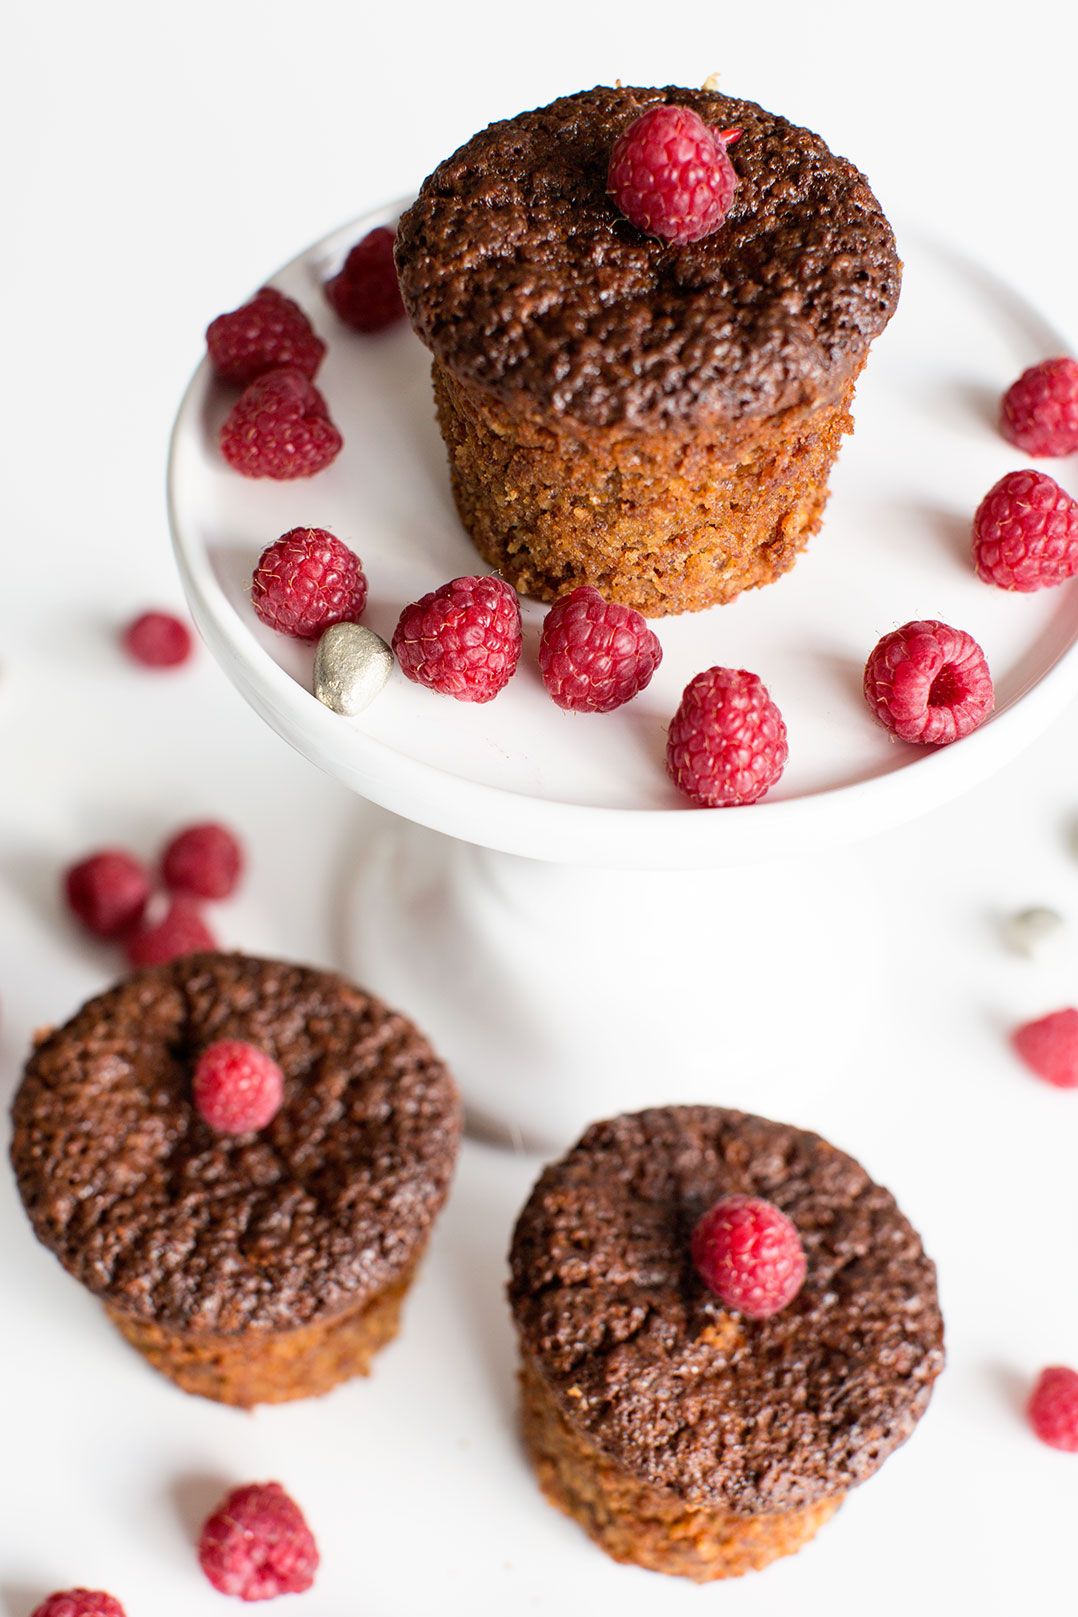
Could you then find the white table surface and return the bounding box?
[3,3,1078,1612]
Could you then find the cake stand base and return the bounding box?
[347,811,884,1153]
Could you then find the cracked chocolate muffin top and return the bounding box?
[395,85,901,432]
[11,953,460,1336]
[509,1105,943,1514]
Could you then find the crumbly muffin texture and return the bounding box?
[105,1268,415,1406]
[432,358,859,612]
[519,1356,842,1581]
[396,85,900,434]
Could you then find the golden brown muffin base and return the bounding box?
[433,361,863,617]
[519,1357,842,1581]
[105,1265,417,1409]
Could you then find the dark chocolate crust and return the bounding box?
[12,953,461,1336]
[509,1106,943,1515]
[395,85,900,431]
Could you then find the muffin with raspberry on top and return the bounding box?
[509,1104,944,1580]
[11,952,460,1406]
[395,84,901,616]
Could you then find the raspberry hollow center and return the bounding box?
[928,664,965,708]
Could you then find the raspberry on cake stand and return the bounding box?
[169,204,1078,1151]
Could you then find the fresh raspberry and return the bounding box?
[219,368,342,480]
[863,620,994,745]
[125,896,217,967]
[972,469,1078,591]
[538,586,662,712]
[194,1039,284,1134]
[324,226,405,333]
[162,822,244,900]
[393,575,521,702]
[691,1194,806,1319]
[64,850,150,938]
[608,104,739,244]
[1000,357,1078,457]
[206,287,325,385]
[30,1592,126,1617]
[1028,1366,1078,1451]
[666,667,787,807]
[1011,1007,1078,1089]
[251,527,367,640]
[122,610,193,668]
[198,1481,319,1600]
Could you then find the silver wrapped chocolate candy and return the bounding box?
[314,622,394,715]
[1002,906,1065,961]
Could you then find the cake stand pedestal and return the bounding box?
[346,810,881,1149]
[169,208,1078,1152]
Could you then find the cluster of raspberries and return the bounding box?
[208,226,404,480]
[248,525,1002,807]
[862,357,1078,742]
[250,529,789,807]
[63,821,242,968]
[967,356,1078,592]
[31,1480,319,1610]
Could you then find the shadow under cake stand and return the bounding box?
[169,204,1078,1151]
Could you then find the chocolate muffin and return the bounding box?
[11,953,461,1407]
[395,85,900,616]
[508,1106,943,1580]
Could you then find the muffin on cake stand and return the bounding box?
[169,200,1078,1151]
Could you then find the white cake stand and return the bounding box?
[169,202,1078,1149]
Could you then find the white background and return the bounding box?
[3,1,1078,1612]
